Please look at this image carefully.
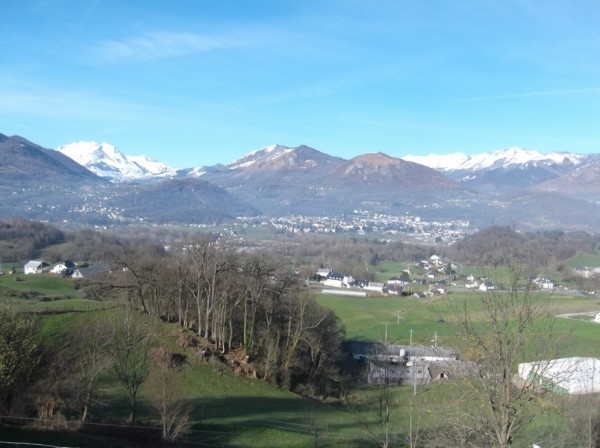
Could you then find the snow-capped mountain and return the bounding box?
[6,130,600,231]
[401,152,470,171]
[223,144,343,173]
[226,144,295,170]
[402,147,590,193]
[403,147,585,172]
[56,141,176,181]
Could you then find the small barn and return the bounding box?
[24,260,49,274]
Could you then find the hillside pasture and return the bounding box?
[0,274,116,312]
[4,271,600,447]
[567,251,600,268]
[317,289,600,358]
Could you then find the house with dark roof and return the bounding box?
[72,262,110,279]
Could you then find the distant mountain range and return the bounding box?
[2,132,600,231]
[404,147,599,194]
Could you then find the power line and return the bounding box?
[0,442,78,448]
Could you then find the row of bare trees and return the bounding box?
[85,237,347,398]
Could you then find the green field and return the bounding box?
[317,290,600,357]
[567,251,600,268]
[4,274,600,447]
[0,274,117,313]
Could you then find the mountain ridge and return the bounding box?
[402,147,587,171]
[54,139,599,191]
[2,132,599,231]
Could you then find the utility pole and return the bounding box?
[413,361,417,397]
[410,329,413,345]
[393,310,402,324]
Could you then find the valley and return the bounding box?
[2,133,600,232]
[1,219,600,447]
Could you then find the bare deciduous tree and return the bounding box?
[146,347,193,442]
[69,318,112,423]
[454,264,563,447]
[110,305,154,425]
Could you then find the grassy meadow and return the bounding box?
[317,289,600,358]
[2,261,600,447]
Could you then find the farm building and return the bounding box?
[518,357,600,394]
[24,260,49,274]
[50,260,76,275]
[72,262,109,279]
[348,341,464,385]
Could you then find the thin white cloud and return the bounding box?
[91,31,251,63]
[456,87,600,103]
[0,88,169,122]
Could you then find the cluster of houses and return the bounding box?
[23,260,108,279]
[314,252,572,298]
[314,254,455,297]
[464,275,496,291]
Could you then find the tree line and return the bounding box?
[92,237,348,397]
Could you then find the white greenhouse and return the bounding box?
[518,357,600,395]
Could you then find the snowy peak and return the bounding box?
[403,147,585,172]
[455,147,584,171]
[226,144,341,171]
[402,152,470,171]
[57,141,176,181]
[227,144,293,170]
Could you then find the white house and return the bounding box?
[363,282,384,293]
[573,266,592,278]
[24,260,48,275]
[533,277,554,290]
[315,268,331,279]
[479,281,495,291]
[322,272,354,288]
[50,260,76,275]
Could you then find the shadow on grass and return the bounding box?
[1,394,372,448]
[181,395,367,448]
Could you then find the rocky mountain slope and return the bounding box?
[534,160,600,196]
[0,133,102,183]
[199,146,469,217]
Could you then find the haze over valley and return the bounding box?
[2,132,600,234]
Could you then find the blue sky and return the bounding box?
[2,0,600,168]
